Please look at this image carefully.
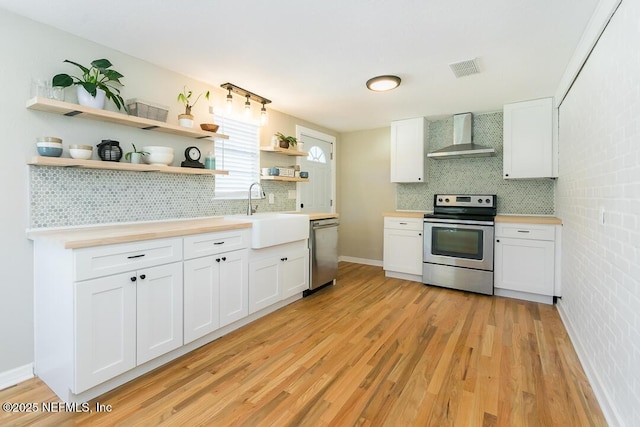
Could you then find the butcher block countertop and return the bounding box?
[495,215,562,225]
[27,217,252,249]
[306,213,339,220]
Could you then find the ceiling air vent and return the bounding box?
[449,58,480,78]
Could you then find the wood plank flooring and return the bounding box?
[0,262,606,426]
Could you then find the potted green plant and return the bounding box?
[124,144,149,164]
[274,132,297,149]
[52,59,126,111]
[177,86,210,128]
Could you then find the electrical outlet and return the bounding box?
[268,193,274,204]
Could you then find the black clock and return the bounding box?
[181,146,204,168]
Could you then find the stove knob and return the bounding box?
[477,198,483,203]
[486,198,491,204]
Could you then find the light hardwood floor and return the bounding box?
[0,262,606,426]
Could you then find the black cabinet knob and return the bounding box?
[222,257,227,261]
[139,274,146,280]
[130,276,136,282]
[216,258,221,262]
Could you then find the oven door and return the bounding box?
[423,219,494,271]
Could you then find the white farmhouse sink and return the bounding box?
[226,213,310,249]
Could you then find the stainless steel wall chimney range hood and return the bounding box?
[427,113,495,159]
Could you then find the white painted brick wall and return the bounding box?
[555,1,640,425]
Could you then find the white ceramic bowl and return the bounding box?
[143,152,174,166]
[69,144,93,160]
[142,146,174,154]
[36,136,62,144]
[36,141,63,148]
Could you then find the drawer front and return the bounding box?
[384,217,423,231]
[495,223,555,241]
[75,238,183,281]
[183,229,249,260]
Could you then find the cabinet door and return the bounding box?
[280,249,309,299]
[495,237,554,296]
[184,256,219,344]
[383,228,423,275]
[503,98,554,179]
[249,257,280,314]
[219,249,249,327]
[390,117,426,183]
[137,262,183,365]
[74,272,136,393]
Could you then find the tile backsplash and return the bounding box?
[396,112,555,214]
[29,167,295,228]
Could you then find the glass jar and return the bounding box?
[204,152,216,169]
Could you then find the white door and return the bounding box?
[137,262,183,365]
[183,256,219,344]
[297,126,335,213]
[74,272,136,393]
[219,249,249,327]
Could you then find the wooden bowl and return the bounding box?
[200,123,219,133]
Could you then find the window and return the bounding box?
[306,146,327,163]
[214,116,260,199]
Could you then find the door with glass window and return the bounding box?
[298,131,334,213]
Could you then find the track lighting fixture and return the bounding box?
[220,83,271,124]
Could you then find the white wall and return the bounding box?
[555,0,640,425]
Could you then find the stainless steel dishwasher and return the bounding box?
[307,218,339,294]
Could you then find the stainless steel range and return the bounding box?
[423,194,497,295]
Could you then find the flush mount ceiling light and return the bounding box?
[366,75,401,92]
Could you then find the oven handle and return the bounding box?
[423,218,494,226]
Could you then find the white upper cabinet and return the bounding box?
[503,97,557,179]
[390,117,428,183]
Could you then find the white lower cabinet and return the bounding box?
[183,248,248,344]
[248,242,309,314]
[75,261,183,392]
[383,217,423,281]
[494,222,558,304]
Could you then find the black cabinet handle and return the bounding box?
[222,257,227,261]
[130,276,137,282]
[418,233,422,236]
[517,230,530,233]
[281,257,288,261]
[216,258,221,262]
[127,254,146,259]
[213,242,224,245]
[496,239,500,243]
[139,274,146,280]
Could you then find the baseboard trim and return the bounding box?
[556,300,621,427]
[0,363,34,391]
[339,256,382,267]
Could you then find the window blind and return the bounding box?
[214,116,260,199]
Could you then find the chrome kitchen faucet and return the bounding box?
[247,182,265,215]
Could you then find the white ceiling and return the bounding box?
[0,0,599,132]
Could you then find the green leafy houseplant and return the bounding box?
[275,132,297,149]
[52,58,126,111]
[177,86,210,116]
[124,144,149,161]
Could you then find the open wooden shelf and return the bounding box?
[28,156,229,176]
[26,97,229,141]
[260,175,308,182]
[259,146,308,156]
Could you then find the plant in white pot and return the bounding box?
[52,59,126,111]
[177,86,210,128]
[124,144,149,164]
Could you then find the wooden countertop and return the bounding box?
[286,212,339,220]
[495,215,562,225]
[382,211,428,218]
[27,217,252,249]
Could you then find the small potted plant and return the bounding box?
[274,132,297,149]
[177,86,210,128]
[124,144,149,164]
[52,59,126,111]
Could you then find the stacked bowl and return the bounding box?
[142,146,174,166]
[36,137,63,157]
